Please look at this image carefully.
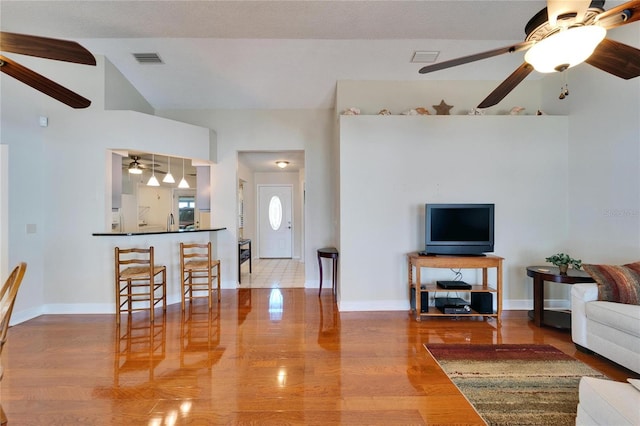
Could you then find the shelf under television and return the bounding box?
[415,309,498,318]
[422,284,497,293]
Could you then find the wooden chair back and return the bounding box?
[1,262,27,351]
[180,242,213,269]
[115,247,156,279]
[0,262,27,425]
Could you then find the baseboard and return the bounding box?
[502,299,570,311]
[339,299,407,312]
[10,295,184,325]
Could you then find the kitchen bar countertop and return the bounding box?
[92,227,227,236]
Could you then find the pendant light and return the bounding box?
[162,155,175,183]
[178,158,190,188]
[147,154,160,186]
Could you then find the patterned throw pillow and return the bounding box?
[583,262,640,305]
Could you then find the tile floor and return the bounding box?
[239,258,305,288]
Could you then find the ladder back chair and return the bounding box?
[0,262,27,426]
[180,242,221,309]
[114,246,166,324]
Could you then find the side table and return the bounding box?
[238,239,252,283]
[317,247,339,297]
[526,266,595,329]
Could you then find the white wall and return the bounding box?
[339,115,568,311]
[565,24,640,264]
[104,58,154,114]
[237,160,255,243]
[1,56,214,323]
[155,109,337,287]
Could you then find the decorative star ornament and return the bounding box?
[433,99,453,115]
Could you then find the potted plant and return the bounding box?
[545,253,582,274]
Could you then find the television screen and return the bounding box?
[425,203,494,255]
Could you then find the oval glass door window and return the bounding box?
[268,195,283,231]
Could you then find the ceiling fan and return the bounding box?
[418,0,640,108]
[0,32,96,108]
[124,156,163,175]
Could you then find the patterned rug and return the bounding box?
[424,344,605,426]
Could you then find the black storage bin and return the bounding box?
[471,292,493,314]
[410,287,429,313]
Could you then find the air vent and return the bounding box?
[132,53,163,64]
[411,51,440,63]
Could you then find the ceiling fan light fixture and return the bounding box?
[276,161,289,169]
[525,26,606,73]
[128,162,143,174]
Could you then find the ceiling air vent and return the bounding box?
[411,51,440,63]
[132,53,163,64]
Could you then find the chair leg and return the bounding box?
[181,271,185,311]
[1,403,7,425]
[150,276,154,324]
[217,264,221,302]
[162,269,167,311]
[208,267,213,310]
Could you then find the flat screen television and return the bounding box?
[424,203,494,255]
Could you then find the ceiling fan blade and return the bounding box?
[585,38,640,79]
[0,55,91,108]
[595,0,640,29]
[547,0,591,26]
[477,63,534,109]
[0,32,96,65]
[419,41,534,74]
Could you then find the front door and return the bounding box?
[258,185,292,258]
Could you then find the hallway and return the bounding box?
[239,258,305,288]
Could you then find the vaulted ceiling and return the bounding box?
[1,0,566,110]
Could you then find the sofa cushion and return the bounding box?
[583,262,640,305]
[585,301,640,338]
[577,376,640,426]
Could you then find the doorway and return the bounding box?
[258,185,293,258]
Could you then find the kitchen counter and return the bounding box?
[92,227,226,236]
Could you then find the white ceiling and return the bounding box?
[239,151,305,172]
[1,0,568,110]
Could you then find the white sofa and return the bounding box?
[576,377,640,425]
[571,283,640,374]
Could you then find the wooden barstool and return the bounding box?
[180,242,221,309]
[114,246,167,324]
[317,247,339,297]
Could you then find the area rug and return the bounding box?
[424,344,605,426]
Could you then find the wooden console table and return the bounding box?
[238,239,252,283]
[408,253,503,321]
[526,266,595,329]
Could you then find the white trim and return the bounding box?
[338,299,408,312]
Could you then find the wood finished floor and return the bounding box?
[2,289,637,425]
